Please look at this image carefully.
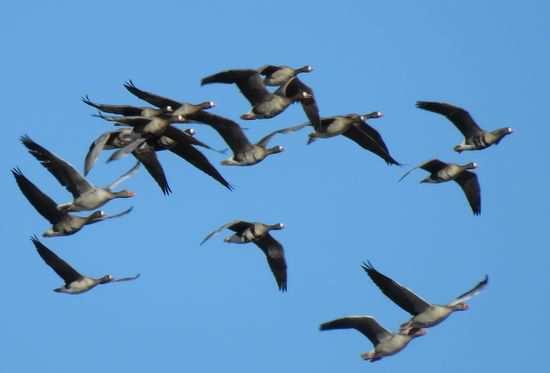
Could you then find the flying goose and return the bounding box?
[82,95,167,118]
[399,159,481,215]
[257,64,313,86]
[201,220,287,291]
[12,168,132,237]
[320,316,425,362]
[31,236,139,294]
[362,261,488,332]
[201,69,321,127]
[84,127,232,194]
[124,80,216,119]
[416,101,513,152]
[304,111,400,165]
[190,110,307,166]
[21,135,138,211]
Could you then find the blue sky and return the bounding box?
[2,1,548,372]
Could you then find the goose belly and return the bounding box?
[73,189,110,210]
[322,120,350,137]
[235,148,266,165]
[59,278,97,294]
[51,217,86,236]
[375,334,411,356]
[253,97,289,118]
[436,165,462,181]
[412,306,451,327]
[465,135,489,149]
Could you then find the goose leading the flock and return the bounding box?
[304,112,400,165]
[31,236,139,294]
[416,101,513,152]
[362,261,488,332]
[12,168,132,237]
[201,69,320,127]
[21,135,139,211]
[201,220,287,291]
[399,158,481,215]
[320,316,425,362]
[191,111,307,166]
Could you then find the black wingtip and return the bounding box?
[361,260,374,273]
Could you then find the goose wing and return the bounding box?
[320,316,391,346]
[201,69,270,106]
[106,161,141,190]
[454,171,481,215]
[132,145,172,195]
[255,233,287,291]
[84,132,114,175]
[82,95,150,116]
[362,261,431,315]
[449,275,489,306]
[12,168,64,224]
[31,236,82,285]
[21,135,93,197]
[200,220,253,245]
[190,111,251,154]
[343,124,400,165]
[164,126,232,190]
[124,80,181,111]
[399,159,448,182]
[257,124,309,148]
[283,78,321,128]
[416,101,484,138]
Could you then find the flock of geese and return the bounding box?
[13,64,512,362]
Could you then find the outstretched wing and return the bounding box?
[320,315,391,346]
[399,159,447,182]
[200,220,252,245]
[201,69,270,106]
[31,236,82,285]
[449,275,489,306]
[12,168,64,224]
[257,124,309,147]
[362,261,431,315]
[255,233,287,291]
[124,80,181,111]
[21,135,93,197]
[454,171,481,215]
[416,101,484,138]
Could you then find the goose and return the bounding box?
[82,95,166,118]
[362,261,488,332]
[399,159,481,215]
[304,111,400,165]
[124,80,216,119]
[84,127,232,194]
[201,220,287,291]
[416,101,513,152]
[190,110,307,166]
[257,64,313,86]
[21,135,138,211]
[201,69,321,127]
[12,168,132,237]
[31,236,139,294]
[320,316,426,362]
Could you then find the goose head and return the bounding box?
[463,162,478,170]
[269,223,285,231]
[297,65,313,73]
[493,127,513,144]
[267,145,284,155]
[362,111,384,120]
[112,189,136,198]
[241,112,257,120]
[450,302,469,311]
[98,275,114,284]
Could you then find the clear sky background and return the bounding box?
[1,1,548,372]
